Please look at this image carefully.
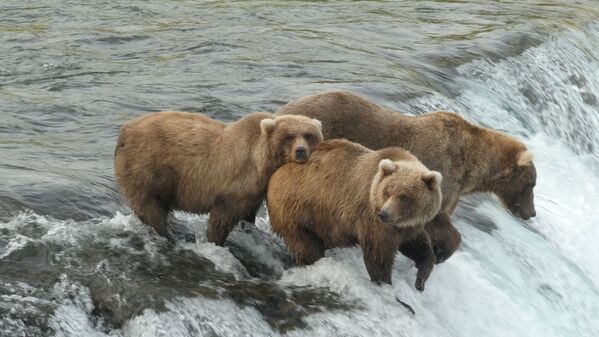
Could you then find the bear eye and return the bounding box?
[399,195,412,204]
[304,133,313,141]
[285,134,295,142]
[384,191,391,199]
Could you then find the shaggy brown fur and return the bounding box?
[114,111,323,245]
[267,139,442,290]
[276,91,537,262]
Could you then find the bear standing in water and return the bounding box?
[267,139,442,290]
[115,111,323,245]
[276,91,537,263]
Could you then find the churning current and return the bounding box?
[1,1,598,336]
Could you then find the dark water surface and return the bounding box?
[1,1,599,336]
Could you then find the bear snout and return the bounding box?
[520,194,537,220]
[377,210,391,223]
[294,146,308,162]
[508,201,536,220]
[520,207,536,220]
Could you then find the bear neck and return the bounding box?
[253,134,282,178]
[214,113,281,186]
[228,112,282,178]
[382,109,414,147]
[466,129,525,194]
[364,154,399,224]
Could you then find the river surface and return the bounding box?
[1,1,599,336]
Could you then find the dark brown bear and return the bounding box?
[276,91,537,262]
[114,111,323,245]
[267,139,443,290]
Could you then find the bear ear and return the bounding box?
[312,118,323,130]
[260,118,277,135]
[378,159,397,176]
[422,171,442,190]
[517,150,533,167]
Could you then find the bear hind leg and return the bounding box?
[283,226,325,266]
[206,201,246,246]
[242,202,262,224]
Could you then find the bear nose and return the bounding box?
[521,209,536,220]
[377,211,389,222]
[295,146,307,159]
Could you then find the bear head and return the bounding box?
[260,115,323,164]
[493,149,537,220]
[370,158,443,228]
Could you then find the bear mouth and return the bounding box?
[518,209,536,220]
[507,203,535,220]
[292,155,309,163]
[390,217,426,229]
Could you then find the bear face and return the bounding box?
[260,115,323,164]
[494,150,537,220]
[370,159,443,228]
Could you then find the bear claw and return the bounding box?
[415,279,425,292]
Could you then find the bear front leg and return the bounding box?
[399,230,435,292]
[360,239,397,285]
[425,212,461,264]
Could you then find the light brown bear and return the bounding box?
[114,111,323,245]
[276,91,537,263]
[267,139,443,290]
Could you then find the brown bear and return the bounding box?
[276,91,537,263]
[114,111,323,245]
[267,139,443,290]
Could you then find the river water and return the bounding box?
[1,1,598,336]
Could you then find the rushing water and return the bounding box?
[1,1,599,336]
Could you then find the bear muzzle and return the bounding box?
[508,202,536,220]
[293,146,309,163]
[377,210,391,223]
[519,207,536,220]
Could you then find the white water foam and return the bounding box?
[122,298,274,337]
